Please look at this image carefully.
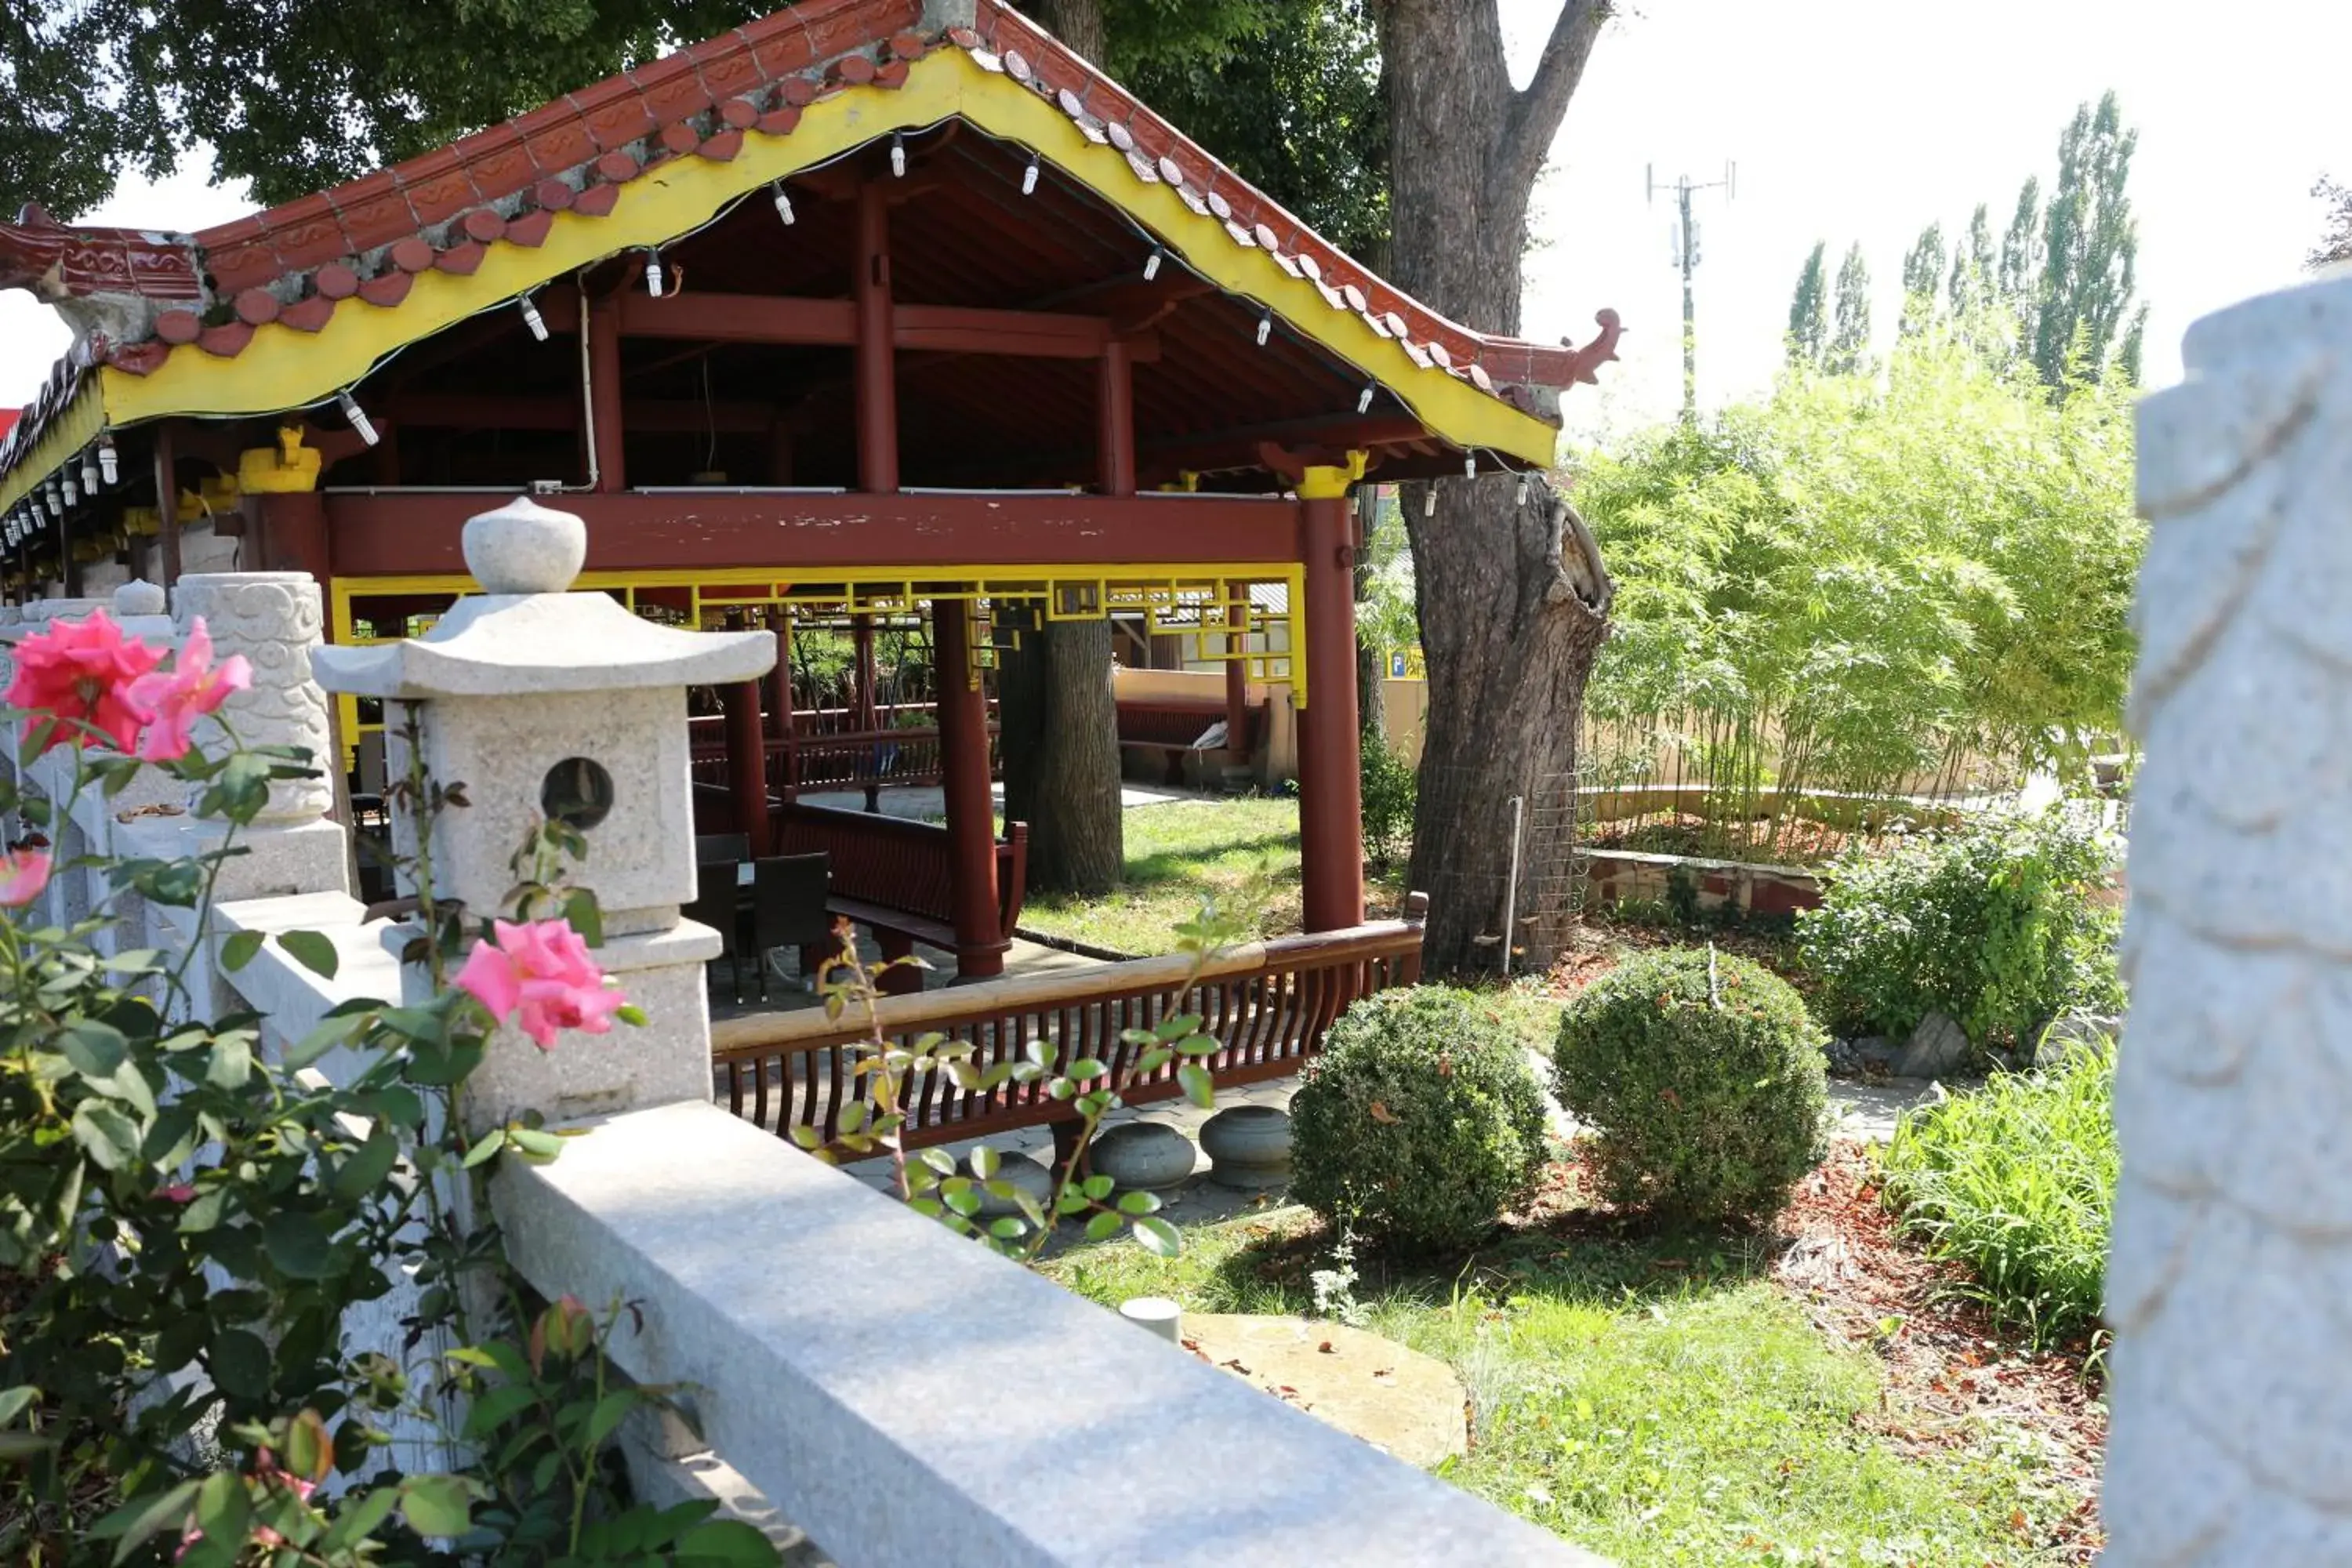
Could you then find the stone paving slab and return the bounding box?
[1181,1314,1468,1469]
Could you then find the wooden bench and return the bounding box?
[1116,695,1262,785]
[771,800,1028,983]
[712,894,1426,1167]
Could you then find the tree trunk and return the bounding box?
[999,615,1123,895]
[1375,0,1613,976]
[1035,0,1108,63]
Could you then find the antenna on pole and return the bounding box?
[1646,162,1737,423]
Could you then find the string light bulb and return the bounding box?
[1515,474,1530,505]
[772,183,795,224]
[337,390,380,448]
[1425,485,1439,517]
[1143,245,1163,281]
[81,452,100,494]
[1256,310,1273,347]
[891,132,906,177]
[643,251,665,296]
[1022,154,1040,195]
[519,292,548,342]
[1358,383,1375,415]
[1465,454,1478,480]
[97,437,118,486]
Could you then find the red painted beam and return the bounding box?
[322,491,1305,578]
[387,394,777,434]
[539,289,1153,360]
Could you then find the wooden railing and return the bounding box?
[710,895,1426,1153]
[688,716,1000,798]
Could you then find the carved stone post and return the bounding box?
[2106,274,2352,1559]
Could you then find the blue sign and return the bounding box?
[1389,652,1409,677]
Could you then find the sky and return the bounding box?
[5,0,2348,441]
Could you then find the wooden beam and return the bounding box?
[322,491,1304,578]
[538,289,1154,360]
[387,394,779,434]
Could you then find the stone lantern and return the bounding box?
[312,496,775,1130]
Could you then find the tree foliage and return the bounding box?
[2029,91,2140,389]
[1828,242,1871,374]
[1785,241,1828,368]
[1899,222,1945,339]
[1573,328,2143,826]
[2309,175,2352,271]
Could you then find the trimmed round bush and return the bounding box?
[1553,947,1828,1226]
[1290,986,1550,1252]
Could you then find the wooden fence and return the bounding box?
[710,895,1427,1157]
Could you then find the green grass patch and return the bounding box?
[1018,795,1406,956]
[1049,1209,2077,1565]
[1881,1049,2115,1352]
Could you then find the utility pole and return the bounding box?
[1649,162,1736,422]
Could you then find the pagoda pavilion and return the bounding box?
[0,0,1618,980]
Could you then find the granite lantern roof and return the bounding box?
[0,0,1621,511]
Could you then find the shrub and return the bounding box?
[1553,946,1828,1225]
[1797,808,2121,1050]
[1359,740,1417,869]
[1881,1045,2114,1349]
[1290,986,1549,1251]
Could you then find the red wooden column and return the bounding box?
[724,673,773,857]
[1098,339,1135,496]
[932,597,1004,979]
[589,292,626,492]
[1297,460,1367,931]
[256,492,331,582]
[855,180,899,493]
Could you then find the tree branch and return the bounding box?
[1502,0,1611,190]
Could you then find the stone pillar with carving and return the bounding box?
[171,571,347,901]
[2105,273,2352,1559]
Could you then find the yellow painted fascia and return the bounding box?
[91,50,1563,467]
[0,380,105,516]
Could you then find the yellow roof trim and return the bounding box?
[0,379,106,517]
[90,50,1564,470]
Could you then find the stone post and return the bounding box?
[2106,274,2352,1559]
[313,496,774,1134]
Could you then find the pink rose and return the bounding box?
[2,608,167,755]
[0,848,50,909]
[454,917,626,1050]
[125,616,252,763]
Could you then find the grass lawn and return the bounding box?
[1018,794,1407,956]
[1048,1201,2082,1566]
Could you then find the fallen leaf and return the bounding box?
[1317,1341,1335,1353]
[1368,1101,1399,1124]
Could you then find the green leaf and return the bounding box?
[1080,1174,1114,1201]
[275,929,340,981]
[506,1127,563,1161]
[219,929,265,973]
[333,1127,401,1200]
[263,1212,337,1279]
[208,1329,271,1401]
[969,1145,1000,1180]
[285,1011,369,1070]
[91,1479,199,1562]
[1067,1058,1108,1080]
[1131,1216,1181,1257]
[562,887,604,949]
[463,1128,506,1168]
[1135,1047,1174,1076]
[1083,1210,1122,1242]
[178,1188,228,1233]
[400,1473,474,1538]
[205,1036,252,1091]
[1174,1033,1222,1057]
[0,1386,38,1427]
[585,1388,638,1448]
[319,1486,401,1552]
[1116,1190,1163,1216]
[194,1468,251,1547]
[60,1019,128,1079]
[617,1003,649,1026]
[71,1102,142,1171]
[677,1518,787,1567]
[1178,1063,1215,1109]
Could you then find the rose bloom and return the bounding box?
[454,917,627,1049]
[125,616,252,763]
[3,608,166,754]
[0,848,50,909]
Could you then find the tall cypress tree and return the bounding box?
[1947,203,1997,317]
[1998,177,2043,313]
[1786,241,1829,367]
[2031,91,2140,387]
[1828,242,1872,374]
[1900,223,1946,338]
